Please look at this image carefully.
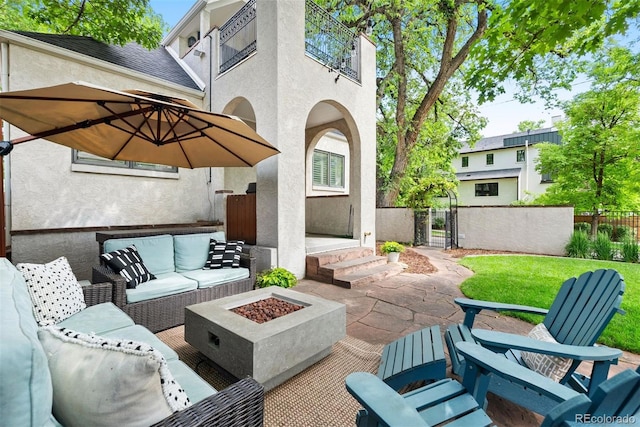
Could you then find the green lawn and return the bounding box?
[457,255,640,354]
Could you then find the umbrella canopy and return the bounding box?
[0,81,279,168]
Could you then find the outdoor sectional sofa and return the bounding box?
[0,257,264,427]
[92,230,256,333]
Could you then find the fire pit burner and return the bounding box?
[231,297,304,323]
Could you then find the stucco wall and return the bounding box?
[207,0,377,277]
[306,197,353,237]
[4,42,212,232]
[457,206,573,255]
[376,208,414,243]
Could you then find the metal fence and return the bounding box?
[219,0,257,74]
[414,209,457,249]
[304,0,360,82]
[575,211,640,241]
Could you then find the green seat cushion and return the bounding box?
[104,234,175,275]
[0,258,55,427]
[174,232,226,273]
[166,359,216,404]
[101,325,178,362]
[181,267,250,289]
[58,302,135,335]
[125,272,197,303]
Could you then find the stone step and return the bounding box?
[319,255,388,278]
[333,264,404,289]
[306,247,375,281]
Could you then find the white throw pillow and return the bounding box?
[17,256,86,326]
[38,326,191,427]
[520,323,572,382]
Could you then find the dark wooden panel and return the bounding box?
[227,194,256,244]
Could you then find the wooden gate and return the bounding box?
[226,193,256,244]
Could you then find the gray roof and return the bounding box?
[11,31,200,91]
[461,127,558,154]
[456,168,521,181]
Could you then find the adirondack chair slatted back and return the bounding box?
[544,269,624,346]
[589,369,640,417]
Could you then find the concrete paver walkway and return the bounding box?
[295,247,639,426]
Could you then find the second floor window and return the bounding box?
[486,153,494,165]
[461,156,469,167]
[313,150,344,188]
[517,149,525,162]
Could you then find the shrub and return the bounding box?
[592,232,614,261]
[613,225,633,242]
[565,231,591,259]
[380,241,405,254]
[256,267,297,288]
[620,238,639,263]
[597,223,613,238]
[574,222,590,233]
[432,217,446,229]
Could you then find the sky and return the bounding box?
[148,0,585,137]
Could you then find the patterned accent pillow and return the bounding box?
[520,323,572,382]
[38,326,191,427]
[203,240,244,269]
[16,256,86,326]
[100,245,156,289]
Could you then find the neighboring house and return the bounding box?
[453,127,561,206]
[0,0,377,279]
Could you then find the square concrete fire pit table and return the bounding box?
[185,286,346,391]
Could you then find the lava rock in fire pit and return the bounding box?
[231,297,304,323]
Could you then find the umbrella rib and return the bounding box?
[8,105,157,145]
[160,108,194,168]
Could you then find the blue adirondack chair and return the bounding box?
[444,269,626,415]
[345,342,640,427]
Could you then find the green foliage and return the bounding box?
[256,268,297,289]
[0,0,167,49]
[613,225,633,242]
[620,238,639,263]
[458,255,640,353]
[565,231,591,258]
[592,232,615,260]
[534,46,640,213]
[574,222,591,233]
[516,120,547,132]
[433,217,446,230]
[597,223,614,238]
[380,241,405,254]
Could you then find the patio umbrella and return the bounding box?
[0,81,279,168]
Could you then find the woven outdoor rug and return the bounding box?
[156,326,384,426]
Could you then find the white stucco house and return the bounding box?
[453,127,561,206]
[0,0,377,279]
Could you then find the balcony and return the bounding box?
[218,0,361,83]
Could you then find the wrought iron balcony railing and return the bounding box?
[219,0,257,74]
[305,0,360,83]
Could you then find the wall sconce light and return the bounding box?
[193,49,205,57]
[365,18,374,36]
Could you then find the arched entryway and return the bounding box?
[304,101,363,253]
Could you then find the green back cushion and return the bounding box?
[104,235,175,275]
[173,232,226,272]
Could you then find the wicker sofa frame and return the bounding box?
[80,271,264,427]
[92,227,256,333]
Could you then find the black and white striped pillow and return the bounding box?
[100,245,156,288]
[203,240,244,269]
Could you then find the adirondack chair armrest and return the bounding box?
[455,298,548,328]
[471,329,622,361]
[456,342,579,404]
[345,372,429,427]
